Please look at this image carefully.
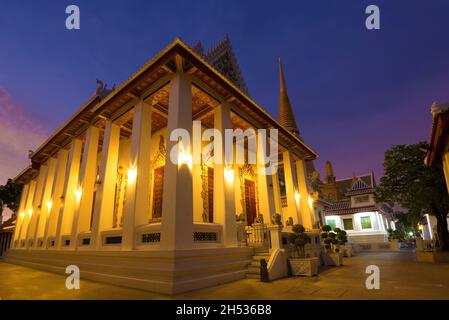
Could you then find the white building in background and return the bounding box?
[323,171,393,244]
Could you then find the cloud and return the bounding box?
[0,87,51,184]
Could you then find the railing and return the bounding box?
[245,223,270,250]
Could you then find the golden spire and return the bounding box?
[278,57,300,137]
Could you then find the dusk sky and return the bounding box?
[1,0,449,185]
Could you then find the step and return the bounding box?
[247,265,260,273]
[252,255,270,261]
[246,273,260,279]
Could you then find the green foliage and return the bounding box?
[375,142,449,250]
[321,225,332,232]
[288,224,310,258]
[335,229,348,245]
[0,179,22,212]
[387,228,402,241]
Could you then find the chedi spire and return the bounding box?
[278,57,300,137]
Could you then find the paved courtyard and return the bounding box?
[0,251,448,300]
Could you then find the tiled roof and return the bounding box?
[335,173,375,196]
[325,204,378,216]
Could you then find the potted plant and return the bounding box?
[335,228,352,257]
[320,225,344,266]
[287,224,319,276]
[387,228,401,251]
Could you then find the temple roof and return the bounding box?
[335,173,375,196]
[426,101,449,166]
[278,58,300,138]
[14,38,318,183]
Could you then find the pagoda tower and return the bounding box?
[278,58,300,138]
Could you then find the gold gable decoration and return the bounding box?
[151,135,166,169]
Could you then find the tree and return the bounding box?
[375,142,449,251]
[0,179,22,213]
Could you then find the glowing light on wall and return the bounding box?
[75,189,83,202]
[224,167,234,183]
[308,196,314,208]
[19,212,25,219]
[294,192,300,204]
[127,167,137,183]
[178,151,192,170]
[27,209,33,217]
[46,201,53,210]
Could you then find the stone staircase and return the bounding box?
[246,249,271,279]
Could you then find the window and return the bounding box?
[355,195,369,203]
[343,218,354,230]
[327,219,336,230]
[360,216,372,229]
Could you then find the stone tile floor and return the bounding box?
[0,251,448,300]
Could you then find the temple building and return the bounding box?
[318,162,393,243]
[305,160,394,244]
[6,37,318,293]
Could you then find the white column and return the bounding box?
[271,172,283,216]
[213,103,237,246]
[160,72,193,250]
[282,151,301,224]
[25,164,48,248]
[33,157,57,246]
[20,180,37,245]
[43,149,69,246]
[70,126,99,246]
[13,183,30,247]
[257,131,276,224]
[295,159,314,229]
[122,100,152,250]
[91,121,120,249]
[55,139,82,249]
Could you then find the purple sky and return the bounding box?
[1,0,449,185]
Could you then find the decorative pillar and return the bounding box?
[43,149,69,246]
[257,130,276,224]
[55,139,82,249]
[213,103,237,246]
[282,150,301,224]
[295,159,314,230]
[122,99,152,250]
[13,183,30,246]
[70,126,99,247]
[25,164,48,248]
[33,157,57,247]
[160,72,194,250]
[91,121,120,249]
[269,224,283,252]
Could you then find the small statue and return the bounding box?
[254,214,264,224]
[271,213,282,226]
[235,213,245,222]
[96,79,115,99]
[286,217,294,227]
